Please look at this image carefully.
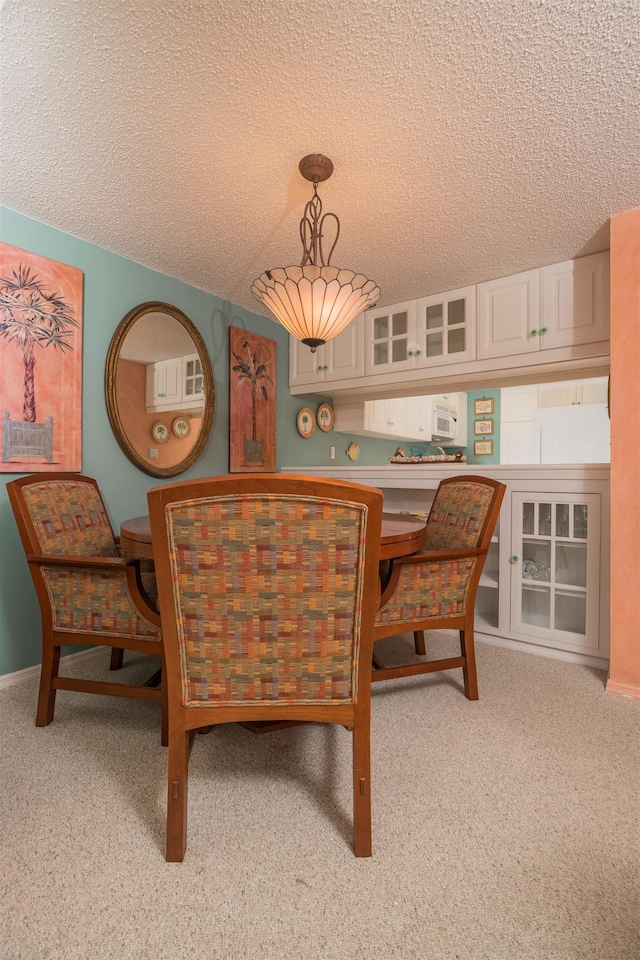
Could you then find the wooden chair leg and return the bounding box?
[109,648,124,671]
[460,623,479,701]
[166,729,190,862]
[160,671,168,748]
[414,630,426,656]
[352,716,372,858]
[36,642,60,727]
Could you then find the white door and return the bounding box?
[415,285,476,367]
[510,493,600,652]
[540,252,610,350]
[477,269,541,359]
[500,421,537,464]
[289,338,323,387]
[364,300,417,374]
[324,318,364,382]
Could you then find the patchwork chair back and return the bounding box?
[374,475,506,699]
[7,473,165,740]
[148,474,383,862]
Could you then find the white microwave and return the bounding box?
[432,404,457,441]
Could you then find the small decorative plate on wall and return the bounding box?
[317,402,335,432]
[172,416,191,438]
[151,421,170,443]
[296,407,316,438]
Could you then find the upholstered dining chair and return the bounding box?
[373,475,506,700]
[7,473,166,742]
[147,473,383,862]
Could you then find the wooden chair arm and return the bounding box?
[27,553,135,570]
[394,546,486,564]
[378,548,485,613]
[28,553,161,623]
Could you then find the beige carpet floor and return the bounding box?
[1,633,639,960]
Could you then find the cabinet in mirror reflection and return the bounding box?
[105,302,214,478]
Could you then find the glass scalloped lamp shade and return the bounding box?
[251,265,380,350]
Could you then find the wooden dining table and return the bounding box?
[119,511,427,563]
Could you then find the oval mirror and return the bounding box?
[105,302,214,478]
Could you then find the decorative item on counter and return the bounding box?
[152,421,170,443]
[474,439,493,456]
[474,397,494,415]
[172,416,191,438]
[389,450,466,464]
[394,446,405,457]
[346,441,360,461]
[296,407,316,438]
[317,402,334,432]
[474,419,494,435]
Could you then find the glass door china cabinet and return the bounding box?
[510,493,601,652]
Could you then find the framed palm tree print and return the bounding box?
[229,326,276,472]
[0,242,83,472]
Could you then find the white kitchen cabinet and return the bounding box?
[538,376,608,407]
[289,317,364,387]
[500,385,540,465]
[145,355,205,413]
[363,300,418,375]
[541,253,610,350]
[509,493,601,655]
[477,253,609,362]
[145,357,183,409]
[477,268,541,360]
[415,286,476,367]
[334,393,464,443]
[335,398,411,440]
[289,254,610,398]
[475,527,501,631]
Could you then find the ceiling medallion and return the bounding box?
[251,155,380,352]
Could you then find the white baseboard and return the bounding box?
[0,646,108,692]
[476,631,609,671]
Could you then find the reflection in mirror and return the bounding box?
[105,302,214,478]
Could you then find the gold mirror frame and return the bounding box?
[105,301,215,478]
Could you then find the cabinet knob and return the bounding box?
[509,555,519,564]
[539,327,548,335]
[530,329,538,337]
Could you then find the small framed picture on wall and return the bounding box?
[474,397,494,415]
[474,419,494,435]
[474,439,494,456]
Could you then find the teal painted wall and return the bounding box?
[0,207,399,676]
[465,389,501,464]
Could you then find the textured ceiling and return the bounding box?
[1,0,638,317]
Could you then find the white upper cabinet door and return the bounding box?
[289,318,364,387]
[540,252,610,350]
[538,380,578,407]
[289,338,322,386]
[477,269,541,360]
[576,376,609,405]
[415,285,476,367]
[364,300,418,375]
[183,354,205,401]
[323,317,365,382]
[404,396,432,441]
[500,384,540,421]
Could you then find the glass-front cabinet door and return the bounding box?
[415,285,476,367]
[510,493,600,651]
[364,300,418,375]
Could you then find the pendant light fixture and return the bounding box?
[251,155,380,352]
